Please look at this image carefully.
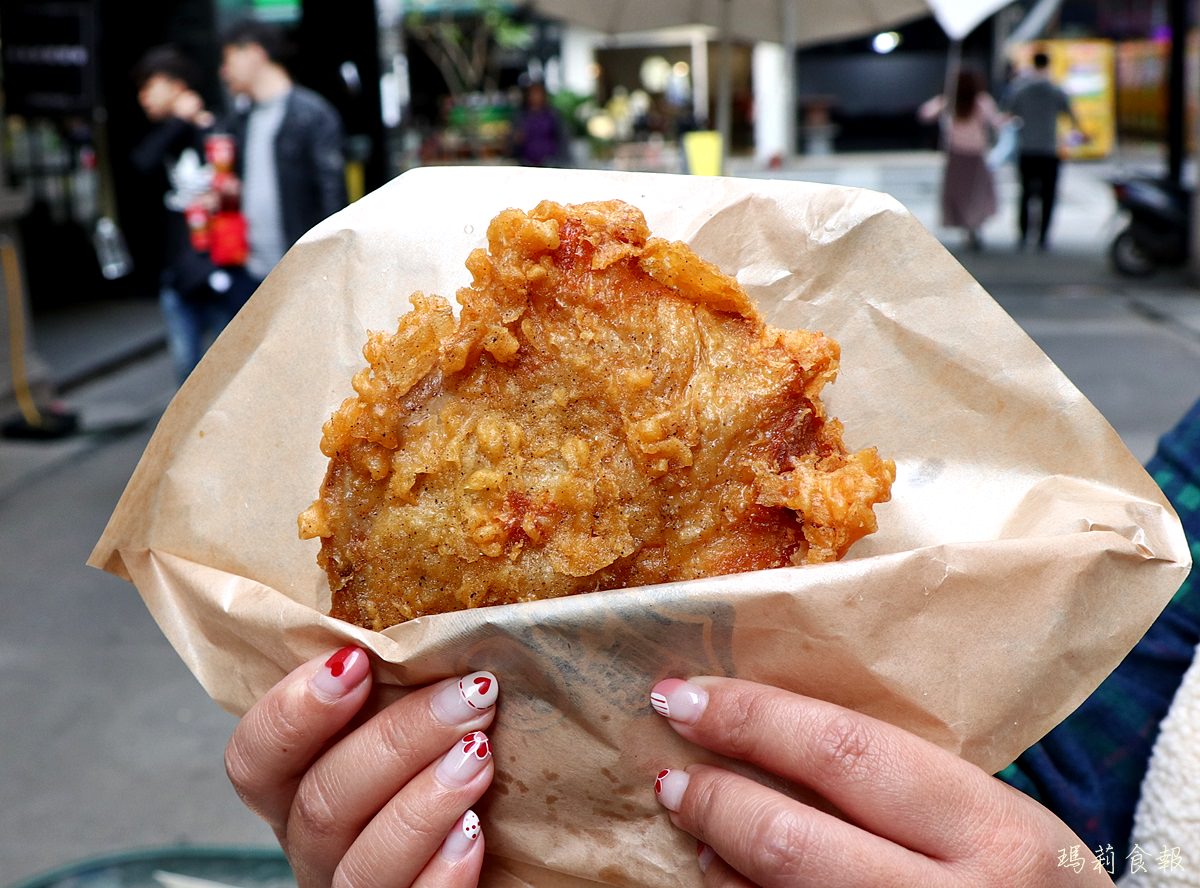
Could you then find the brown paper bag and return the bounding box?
[91,167,1189,887]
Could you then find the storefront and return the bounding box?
[2,1,129,310]
[0,0,385,314]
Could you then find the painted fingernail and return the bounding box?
[309,646,369,700]
[650,678,708,725]
[431,671,499,725]
[440,810,483,862]
[436,731,493,787]
[697,842,716,873]
[653,768,690,812]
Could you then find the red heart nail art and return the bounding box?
[324,646,357,678]
[459,671,498,711]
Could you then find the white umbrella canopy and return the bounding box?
[928,0,1015,41]
[532,0,930,48]
[532,0,1010,48]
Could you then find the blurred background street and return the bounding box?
[2,0,1200,883]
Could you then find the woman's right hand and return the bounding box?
[225,646,498,887]
[649,676,1114,887]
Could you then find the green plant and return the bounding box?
[405,1,532,96]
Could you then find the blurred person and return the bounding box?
[1002,49,1087,251]
[222,390,1200,885]
[919,66,1005,251]
[219,20,347,284]
[987,61,1022,170]
[132,45,255,384]
[511,81,566,167]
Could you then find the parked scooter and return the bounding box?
[1108,175,1191,277]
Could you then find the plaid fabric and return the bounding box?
[998,398,1200,877]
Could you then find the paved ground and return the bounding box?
[2,151,1198,883]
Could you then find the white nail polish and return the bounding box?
[650,690,671,717]
[440,810,482,862]
[650,679,708,724]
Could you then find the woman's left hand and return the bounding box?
[649,676,1113,887]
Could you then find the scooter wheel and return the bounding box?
[1110,228,1157,277]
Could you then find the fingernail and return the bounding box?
[436,731,493,787]
[431,671,499,725]
[650,678,708,725]
[697,842,716,873]
[309,646,369,700]
[440,810,482,862]
[653,768,689,812]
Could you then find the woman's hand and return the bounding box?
[225,646,498,887]
[649,676,1113,887]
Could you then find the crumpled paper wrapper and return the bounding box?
[91,167,1189,887]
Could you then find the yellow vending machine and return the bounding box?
[1013,39,1116,160]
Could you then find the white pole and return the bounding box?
[691,30,709,126]
[716,0,732,162]
[781,0,797,159]
[561,26,598,97]
[752,43,788,163]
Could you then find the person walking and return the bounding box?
[219,20,347,285]
[1003,49,1087,251]
[919,66,1004,251]
[131,46,255,384]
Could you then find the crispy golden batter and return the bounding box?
[299,200,894,630]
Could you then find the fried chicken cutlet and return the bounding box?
[299,199,895,630]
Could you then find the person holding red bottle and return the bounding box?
[132,46,256,385]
